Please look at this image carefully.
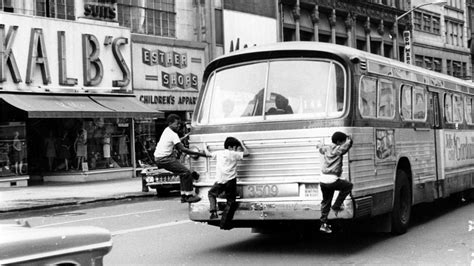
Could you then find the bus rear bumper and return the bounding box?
[189,199,354,223]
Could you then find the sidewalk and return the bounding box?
[0,178,156,213]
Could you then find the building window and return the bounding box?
[0,0,13,12]
[117,0,176,37]
[415,55,442,72]
[35,0,75,20]
[445,19,464,47]
[414,11,441,35]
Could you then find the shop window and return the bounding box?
[28,118,133,174]
[135,119,157,166]
[35,0,75,20]
[117,0,176,37]
[0,123,27,177]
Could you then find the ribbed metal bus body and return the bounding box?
[188,42,360,226]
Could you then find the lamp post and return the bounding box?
[394,1,447,64]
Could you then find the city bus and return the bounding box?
[187,42,474,234]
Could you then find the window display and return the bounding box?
[134,119,157,166]
[28,118,133,173]
[0,122,27,177]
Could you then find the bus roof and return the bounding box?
[205,42,474,93]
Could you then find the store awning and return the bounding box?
[90,96,164,118]
[0,93,162,119]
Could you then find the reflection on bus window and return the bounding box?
[413,87,426,120]
[378,80,395,118]
[265,60,343,116]
[466,97,473,124]
[197,60,346,124]
[453,94,463,123]
[445,94,453,122]
[360,77,377,117]
[401,85,412,119]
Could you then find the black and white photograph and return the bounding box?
[0,0,473,265]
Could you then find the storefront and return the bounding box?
[131,36,207,166]
[0,11,160,186]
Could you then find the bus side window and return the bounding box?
[444,94,453,123]
[413,86,426,120]
[466,97,473,124]
[378,79,395,118]
[360,77,377,117]
[400,85,412,120]
[453,94,463,123]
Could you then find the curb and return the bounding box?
[0,193,156,214]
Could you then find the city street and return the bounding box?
[1,196,473,265]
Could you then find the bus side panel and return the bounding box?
[349,128,394,217]
[397,128,437,204]
[437,129,474,197]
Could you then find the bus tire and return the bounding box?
[391,170,412,235]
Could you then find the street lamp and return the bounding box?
[394,1,447,64]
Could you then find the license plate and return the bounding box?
[305,184,319,198]
[155,175,180,184]
[239,183,298,198]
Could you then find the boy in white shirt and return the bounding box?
[154,114,207,203]
[207,137,249,229]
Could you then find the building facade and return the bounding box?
[278,0,471,79]
[0,0,159,186]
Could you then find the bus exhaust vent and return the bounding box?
[359,60,367,71]
[354,196,372,218]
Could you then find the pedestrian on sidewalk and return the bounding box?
[154,114,206,203]
[316,131,353,234]
[206,137,249,230]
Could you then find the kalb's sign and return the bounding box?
[0,13,131,91]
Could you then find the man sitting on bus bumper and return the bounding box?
[154,114,207,203]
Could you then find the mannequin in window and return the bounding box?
[44,130,57,172]
[118,129,130,166]
[103,132,111,168]
[12,131,23,175]
[74,129,87,171]
[58,131,71,171]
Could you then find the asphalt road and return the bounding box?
[1,196,473,265]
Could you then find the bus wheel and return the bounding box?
[391,170,412,235]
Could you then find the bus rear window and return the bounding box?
[197,59,346,124]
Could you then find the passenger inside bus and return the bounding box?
[266,94,293,115]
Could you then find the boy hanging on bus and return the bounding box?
[206,137,249,230]
[316,131,353,234]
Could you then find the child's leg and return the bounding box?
[332,179,353,209]
[320,183,335,223]
[220,179,237,230]
[208,183,222,212]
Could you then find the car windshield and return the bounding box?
[197,59,346,125]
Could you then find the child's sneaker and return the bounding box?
[319,223,332,233]
[209,211,219,219]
